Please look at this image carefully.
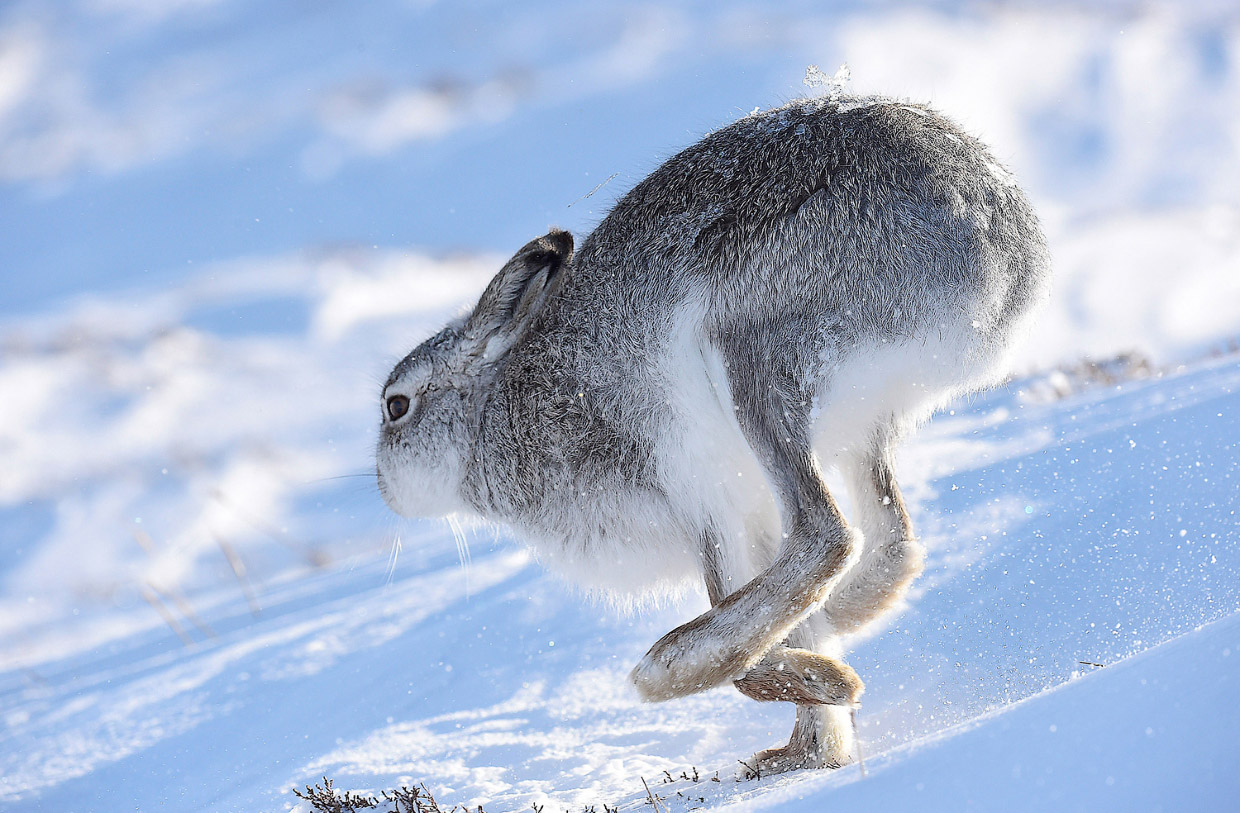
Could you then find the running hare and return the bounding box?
[377,95,1049,773]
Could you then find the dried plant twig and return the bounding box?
[640,777,667,813]
[146,581,216,640]
[217,536,262,617]
[852,707,868,778]
[141,586,194,647]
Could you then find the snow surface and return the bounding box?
[2,320,1237,811]
[2,1,1240,811]
[729,611,1240,812]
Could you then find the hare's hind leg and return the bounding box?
[749,704,856,774]
[824,443,925,634]
[744,617,859,774]
[740,440,925,775]
[630,347,859,703]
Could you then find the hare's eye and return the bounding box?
[386,395,410,421]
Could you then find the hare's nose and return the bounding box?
[386,395,410,421]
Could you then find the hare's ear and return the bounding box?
[464,229,572,358]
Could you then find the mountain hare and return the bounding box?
[377,95,1049,773]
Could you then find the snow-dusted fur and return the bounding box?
[376,95,1050,773]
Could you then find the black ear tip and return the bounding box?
[542,227,574,260]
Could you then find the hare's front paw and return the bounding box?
[733,647,863,706]
[630,613,753,702]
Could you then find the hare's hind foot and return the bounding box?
[748,744,841,776]
[733,646,863,706]
[747,704,856,777]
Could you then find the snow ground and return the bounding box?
[2,0,1240,811]
[728,610,1240,813]
[1,303,1237,810]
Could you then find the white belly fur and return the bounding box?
[522,303,1021,602]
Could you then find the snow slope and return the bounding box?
[729,611,1240,813]
[1,338,1237,810]
[3,1,1240,811]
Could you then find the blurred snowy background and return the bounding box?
[1,1,1239,810]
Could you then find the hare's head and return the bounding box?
[376,229,572,518]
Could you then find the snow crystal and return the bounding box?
[803,62,852,102]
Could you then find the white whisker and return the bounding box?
[447,514,472,596]
[386,533,402,585]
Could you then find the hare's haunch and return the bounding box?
[377,95,1049,773]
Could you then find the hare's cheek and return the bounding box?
[376,435,462,518]
[376,452,419,516]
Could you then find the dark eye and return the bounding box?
[386,395,410,421]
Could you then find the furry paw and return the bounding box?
[888,536,926,586]
[630,613,755,702]
[825,536,926,634]
[733,647,863,706]
[742,703,857,778]
[743,742,844,778]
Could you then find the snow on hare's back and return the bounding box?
[376,96,1049,774]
